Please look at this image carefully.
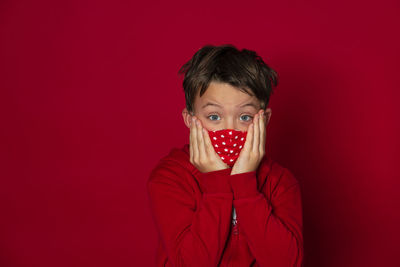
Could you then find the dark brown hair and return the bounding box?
[178,44,278,114]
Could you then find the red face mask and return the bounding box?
[207,129,247,167]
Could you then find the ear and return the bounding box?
[263,107,272,125]
[182,108,194,129]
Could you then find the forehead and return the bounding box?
[195,81,260,109]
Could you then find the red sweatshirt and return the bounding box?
[147,144,303,267]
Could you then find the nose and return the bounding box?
[223,117,239,131]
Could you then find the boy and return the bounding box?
[147,45,303,266]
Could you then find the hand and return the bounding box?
[189,116,230,173]
[231,109,267,175]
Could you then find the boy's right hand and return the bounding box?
[189,116,230,173]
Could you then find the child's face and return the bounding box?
[182,81,271,132]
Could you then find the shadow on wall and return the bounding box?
[268,52,359,267]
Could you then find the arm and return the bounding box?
[147,162,233,267]
[229,168,304,267]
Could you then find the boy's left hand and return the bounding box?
[231,109,267,175]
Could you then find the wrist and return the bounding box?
[231,167,256,175]
[229,170,259,199]
[198,167,232,194]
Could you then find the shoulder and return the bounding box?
[260,157,301,198]
[147,144,195,192]
[271,161,299,186]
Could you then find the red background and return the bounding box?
[1,0,399,266]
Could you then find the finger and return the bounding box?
[189,117,194,163]
[192,117,199,162]
[202,127,213,156]
[243,122,254,152]
[196,119,207,161]
[252,113,260,154]
[189,130,192,163]
[259,111,266,155]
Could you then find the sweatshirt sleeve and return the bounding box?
[147,162,233,267]
[229,168,304,267]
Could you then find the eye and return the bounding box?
[208,114,220,121]
[240,115,253,122]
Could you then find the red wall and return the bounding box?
[1,1,399,266]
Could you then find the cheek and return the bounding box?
[237,125,250,133]
[201,123,213,132]
[197,118,211,131]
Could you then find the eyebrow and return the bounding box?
[201,101,258,109]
